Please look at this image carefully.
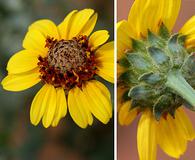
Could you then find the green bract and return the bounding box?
[119,24,195,120]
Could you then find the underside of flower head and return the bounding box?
[119,23,195,120]
[117,0,195,159]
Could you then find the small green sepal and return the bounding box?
[119,71,138,85]
[126,53,152,74]
[182,53,195,80]
[158,23,170,40]
[168,34,187,67]
[118,57,130,68]
[178,35,187,46]
[148,47,170,71]
[131,39,146,52]
[147,30,165,48]
[153,94,172,121]
[128,85,159,107]
[139,72,164,85]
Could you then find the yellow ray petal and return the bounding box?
[68,9,94,39]
[137,110,157,160]
[30,84,50,126]
[23,29,48,57]
[180,16,195,48]
[95,41,114,58]
[157,115,187,159]
[118,101,139,126]
[183,36,195,49]
[128,0,162,37]
[75,87,93,126]
[1,68,40,91]
[52,87,67,127]
[7,50,39,74]
[180,16,195,35]
[127,0,181,36]
[95,42,114,83]
[97,70,114,83]
[175,108,195,141]
[94,80,111,99]
[128,0,144,37]
[79,13,98,36]
[92,80,112,118]
[28,19,60,40]
[160,0,181,32]
[42,85,57,128]
[68,87,89,128]
[117,20,132,60]
[82,80,112,124]
[58,10,78,40]
[89,30,109,50]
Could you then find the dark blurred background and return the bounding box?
[0,0,114,160]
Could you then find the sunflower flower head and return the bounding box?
[2,9,114,128]
[118,0,195,159]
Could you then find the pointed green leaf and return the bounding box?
[128,85,159,102]
[126,53,152,74]
[139,72,163,85]
[181,53,195,78]
[178,35,187,46]
[148,47,170,70]
[168,97,181,118]
[168,34,187,67]
[131,39,146,52]
[147,30,165,48]
[119,70,138,85]
[118,57,130,67]
[168,34,179,50]
[159,23,170,40]
[153,94,172,121]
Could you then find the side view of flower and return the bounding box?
[2,9,114,128]
[118,0,195,159]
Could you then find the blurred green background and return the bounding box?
[0,0,114,159]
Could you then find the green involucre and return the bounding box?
[119,24,195,120]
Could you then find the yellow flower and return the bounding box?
[2,9,114,128]
[118,0,195,159]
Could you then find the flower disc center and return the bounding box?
[47,39,87,73]
[38,36,97,90]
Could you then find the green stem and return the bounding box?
[165,70,195,107]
